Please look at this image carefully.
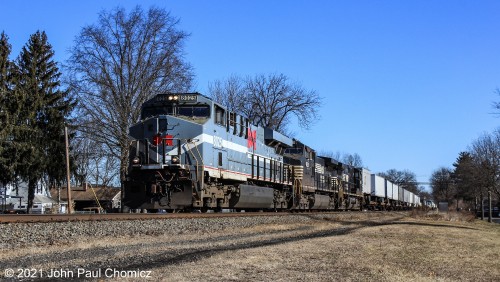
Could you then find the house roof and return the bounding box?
[34,194,58,204]
[50,186,121,202]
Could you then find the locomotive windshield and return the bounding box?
[140,93,211,122]
[178,106,210,117]
[141,105,174,119]
[141,105,210,120]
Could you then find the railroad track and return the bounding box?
[0,211,325,223]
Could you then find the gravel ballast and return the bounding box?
[0,213,382,249]
[1,212,498,281]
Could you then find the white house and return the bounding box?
[1,180,67,213]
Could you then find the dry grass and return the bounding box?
[1,213,499,282]
[409,209,477,222]
[158,213,500,282]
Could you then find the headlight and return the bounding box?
[171,156,180,164]
[132,157,140,165]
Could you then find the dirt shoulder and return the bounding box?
[1,212,499,281]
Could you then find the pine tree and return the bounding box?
[0,32,16,186]
[15,31,75,213]
[453,152,475,196]
[0,32,10,158]
[452,151,476,209]
[0,32,10,92]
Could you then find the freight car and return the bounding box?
[123,93,364,212]
[361,168,421,210]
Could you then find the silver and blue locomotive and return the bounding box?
[123,93,363,212]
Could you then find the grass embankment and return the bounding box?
[1,211,497,281]
[163,211,500,282]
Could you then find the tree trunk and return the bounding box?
[474,196,478,214]
[27,178,36,214]
[480,191,484,220]
[119,144,129,213]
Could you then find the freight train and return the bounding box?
[123,93,420,212]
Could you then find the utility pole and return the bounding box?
[65,126,72,214]
[488,190,492,223]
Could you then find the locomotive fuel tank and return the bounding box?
[229,184,275,209]
[310,194,332,209]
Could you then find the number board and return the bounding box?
[179,94,197,102]
[154,94,198,102]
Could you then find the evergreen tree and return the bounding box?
[452,152,476,204]
[15,31,74,213]
[0,32,16,186]
[0,32,10,93]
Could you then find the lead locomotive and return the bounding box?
[123,93,362,212]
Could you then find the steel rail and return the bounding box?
[0,211,338,224]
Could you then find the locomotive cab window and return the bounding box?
[141,105,174,120]
[215,105,226,126]
[178,105,210,117]
[239,116,244,137]
[229,112,237,135]
[141,100,210,122]
[244,118,249,138]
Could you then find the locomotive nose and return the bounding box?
[151,117,170,144]
[152,133,174,147]
[129,116,181,167]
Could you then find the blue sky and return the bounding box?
[1,1,499,189]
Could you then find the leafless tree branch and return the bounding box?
[66,6,193,181]
[209,73,322,134]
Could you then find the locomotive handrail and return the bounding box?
[183,138,203,167]
[184,139,203,199]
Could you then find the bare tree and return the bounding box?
[67,6,194,183]
[430,167,455,204]
[342,153,363,168]
[469,130,499,221]
[209,73,321,134]
[318,151,363,167]
[319,150,342,161]
[494,129,500,197]
[470,130,500,198]
[73,136,120,188]
[208,74,245,113]
[494,89,500,115]
[378,169,419,194]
